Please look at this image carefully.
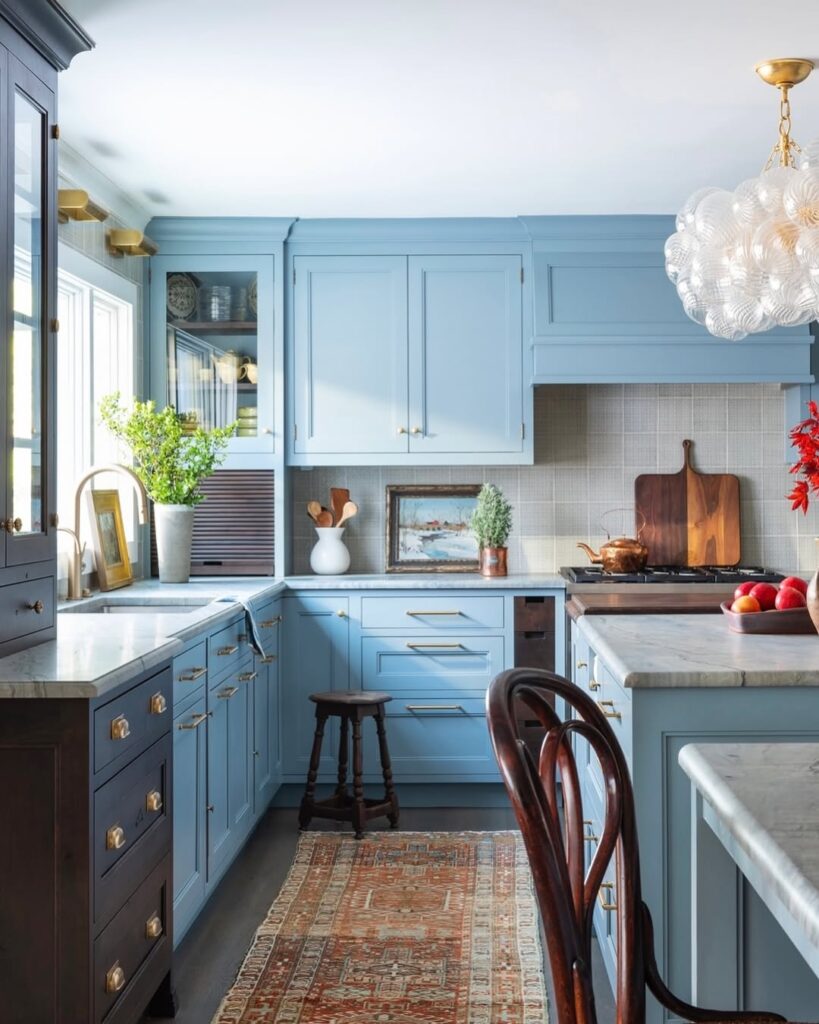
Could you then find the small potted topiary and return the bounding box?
[471,483,513,577]
[100,394,236,583]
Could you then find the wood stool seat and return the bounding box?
[299,690,399,839]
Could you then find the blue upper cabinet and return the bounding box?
[522,216,814,384]
[286,221,533,466]
[407,255,523,456]
[292,256,409,456]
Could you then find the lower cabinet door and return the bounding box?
[252,660,274,814]
[207,662,253,880]
[172,695,207,944]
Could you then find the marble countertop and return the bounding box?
[578,613,819,688]
[679,742,819,969]
[284,572,566,590]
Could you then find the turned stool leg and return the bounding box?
[299,710,328,830]
[351,712,366,839]
[336,713,349,802]
[375,704,399,829]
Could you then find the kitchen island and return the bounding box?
[569,612,819,1024]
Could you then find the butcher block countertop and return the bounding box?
[566,591,728,620]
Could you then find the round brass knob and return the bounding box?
[11,518,22,533]
[106,825,126,850]
[28,600,44,614]
[145,914,163,940]
[576,660,588,670]
[149,692,167,715]
[396,426,407,435]
[110,715,130,741]
[336,609,346,618]
[411,426,422,435]
[106,962,126,993]
[145,790,162,813]
[1,519,13,534]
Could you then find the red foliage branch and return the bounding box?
[788,400,819,514]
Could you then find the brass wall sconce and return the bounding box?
[57,188,109,223]
[106,228,158,257]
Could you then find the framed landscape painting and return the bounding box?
[386,484,480,573]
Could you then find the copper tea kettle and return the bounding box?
[577,508,648,574]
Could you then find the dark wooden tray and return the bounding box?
[720,601,817,635]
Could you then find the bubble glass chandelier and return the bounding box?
[665,58,819,341]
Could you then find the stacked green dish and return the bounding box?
[237,405,257,437]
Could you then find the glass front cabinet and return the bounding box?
[150,254,276,460]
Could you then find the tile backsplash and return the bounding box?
[290,383,819,575]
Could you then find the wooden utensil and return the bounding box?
[635,439,740,566]
[336,500,358,527]
[330,487,349,527]
[307,501,323,524]
[316,507,334,528]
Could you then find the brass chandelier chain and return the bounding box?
[764,85,802,170]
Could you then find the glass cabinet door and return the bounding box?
[153,255,275,457]
[5,59,54,566]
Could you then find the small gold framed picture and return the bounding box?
[86,489,133,591]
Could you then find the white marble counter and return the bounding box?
[680,742,819,982]
[284,572,566,590]
[578,613,819,688]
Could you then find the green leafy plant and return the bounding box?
[99,393,236,506]
[471,483,513,549]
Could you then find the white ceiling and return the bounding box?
[59,0,819,219]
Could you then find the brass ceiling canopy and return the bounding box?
[57,188,108,223]
[107,228,158,258]
[755,57,814,89]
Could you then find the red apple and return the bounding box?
[775,586,807,611]
[749,582,779,611]
[781,575,808,596]
[734,581,757,600]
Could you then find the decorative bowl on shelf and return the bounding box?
[720,601,817,635]
[167,273,197,320]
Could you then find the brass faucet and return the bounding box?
[60,464,149,601]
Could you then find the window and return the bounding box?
[56,245,138,568]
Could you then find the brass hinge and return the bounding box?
[520,266,524,284]
[51,124,60,140]
[51,318,60,333]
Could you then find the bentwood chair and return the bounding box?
[486,668,812,1024]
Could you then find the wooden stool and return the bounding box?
[299,690,400,839]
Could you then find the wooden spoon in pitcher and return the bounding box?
[307,500,323,524]
[336,500,358,527]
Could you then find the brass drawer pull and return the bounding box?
[260,655,277,664]
[177,711,210,730]
[238,671,258,682]
[145,790,163,813]
[406,704,465,712]
[106,962,126,994]
[110,715,130,741]
[597,699,621,720]
[588,678,600,692]
[598,883,618,912]
[217,644,238,656]
[260,616,282,627]
[27,600,45,614]
[576,660,588,669]
[178,666,206,682]
[406,642,464,650]
[106,825,126,850]
[145,914,163,940]
[406,609,462,616]
[217,686,239,700]
[150,692,167,715]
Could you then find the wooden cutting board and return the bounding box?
[635,440,740,566]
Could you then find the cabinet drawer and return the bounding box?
[94,734,171,926]
[596,667,633,770]
[94,669,172,775]
[369,699,497,776]
[94,855,171,1024]
[362,635,504,694]
[255,602,281,662]
[0,576,54,643]
[360,595,504,630]
[208,617,247,678]
[172,641,208,704]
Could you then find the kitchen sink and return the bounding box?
[59,596,217,615]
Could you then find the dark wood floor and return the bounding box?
[144,806,617,1023]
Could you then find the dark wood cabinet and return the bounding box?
[0,2,90,655]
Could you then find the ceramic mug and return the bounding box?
[239,359,258,384]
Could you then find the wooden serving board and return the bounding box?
[635,440,740,566]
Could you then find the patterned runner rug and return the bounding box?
[212,830,548,1023]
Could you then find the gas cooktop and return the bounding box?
[560,565,786,585]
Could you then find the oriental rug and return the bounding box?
[212,830,548,1023]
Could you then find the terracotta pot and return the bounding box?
[807,568,819,634]
[480,546,508,577]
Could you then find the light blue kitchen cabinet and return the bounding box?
[206,656,254,882]
[281,595,350,781]
[252,600,282,813]
[288,252,529,465]
[522,215,814,384]
[292,256,409,456]
[172,690,208,945]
